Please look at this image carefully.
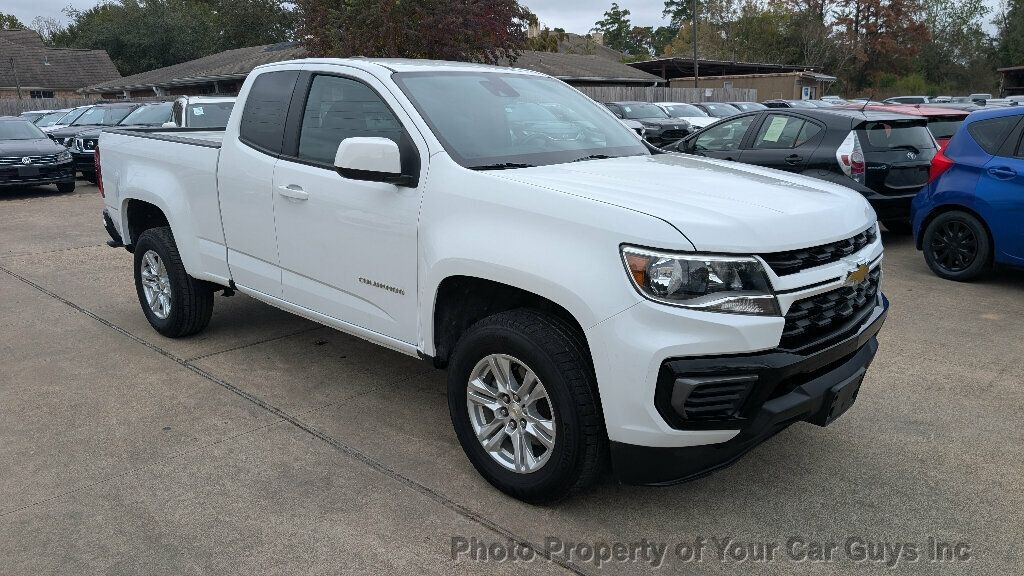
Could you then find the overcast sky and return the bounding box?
[4,0,1002,35]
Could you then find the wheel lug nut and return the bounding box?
[499,408,508,417]
[513,394,520,402]
[520,419,527,427]
[509,420,517,429]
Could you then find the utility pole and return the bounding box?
[9,57,23,100]
[692,0,699,89]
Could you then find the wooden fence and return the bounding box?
[575,85,757,103]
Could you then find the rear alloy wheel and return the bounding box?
[133,226,215,337]
[922,211,991,281]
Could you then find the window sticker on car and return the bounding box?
[192,107,205,116]
[763,117,788,142]
[623,106,631,113]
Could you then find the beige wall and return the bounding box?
[669,73,831,100]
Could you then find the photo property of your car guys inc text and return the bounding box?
[1,0,1021,573]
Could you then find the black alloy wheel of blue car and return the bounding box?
[922,211,992,281]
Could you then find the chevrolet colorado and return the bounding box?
[98,58,888,503]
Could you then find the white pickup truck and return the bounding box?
[98,58,888,503]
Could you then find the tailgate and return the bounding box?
[857,119,936,196]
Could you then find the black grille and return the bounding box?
[675,374,757,421]
[782,267,881,350]
[761,227,878,276]
[660,129,689,141]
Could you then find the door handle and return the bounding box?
[785,154,803,165]
[277,184,308,201]
[988,167,1017,180]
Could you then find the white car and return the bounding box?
[656,102,717,129]
[167,95,237,128]
[98,58,887,503]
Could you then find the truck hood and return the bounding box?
[494,153,876,253]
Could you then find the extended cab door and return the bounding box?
[271,69,424,344]
[740,112,824,172]
[217,68,301,297]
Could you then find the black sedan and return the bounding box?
[602,101,692,146]
[0,116,75,193]
[669,107,937,229]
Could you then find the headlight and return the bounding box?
[73,138,84,152]
[621,246,780,315]
[57,150,72,162]
[62,137,74,147]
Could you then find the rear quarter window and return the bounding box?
[239,70,300,154]
[966,116,1020,155]
[927,117,964,140]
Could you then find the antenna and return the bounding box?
[860,90,875,112]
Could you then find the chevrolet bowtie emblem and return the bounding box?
[844,263,869,286]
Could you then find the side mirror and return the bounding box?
[334,137,416,187]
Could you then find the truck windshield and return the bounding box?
[186,102,234,128]
[120,102,173,126]
[393,71,648,169]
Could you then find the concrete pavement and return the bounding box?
[1,182,1021,574]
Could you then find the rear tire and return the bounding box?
[56,182,75,194]
[922,211,991,281]
[133,227,214,337]
[447,309,606,504]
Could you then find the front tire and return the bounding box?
[447,309,605,504]
[133,227,214,337]
[922,211,991,281]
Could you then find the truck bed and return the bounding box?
[106,127,225,147]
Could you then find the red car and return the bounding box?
[836,104,969,146]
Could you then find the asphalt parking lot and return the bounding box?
[2,182,1022,575]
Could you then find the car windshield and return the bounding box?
[927,118,964,140]
[393,71,648,169]
[121,102,173,126]
[59,107,90,125]
[35,110,70,127]
[858,120,936,152]
[72,106,136,126]
[0,119,47,140]
[730,102,766,111]
[662,104,707,117]
[186,101,234,128]
[19,112,46,122]
[702,103,737,117]
[618,103,669,119]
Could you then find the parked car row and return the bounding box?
[6,97,236,190]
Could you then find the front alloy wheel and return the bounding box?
[466,354,556,473]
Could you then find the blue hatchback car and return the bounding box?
[911,106,1024,280]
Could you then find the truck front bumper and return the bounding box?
[608,295,887,485]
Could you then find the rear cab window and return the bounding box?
[239,70,300,155]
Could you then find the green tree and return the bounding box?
[45,0,294,76]
[996,0,1024,67]
[0,12,26,29]
[916,0,994,91]
[592,3,636,54]
[295,0,533,63]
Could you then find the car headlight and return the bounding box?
[621,246,780,315]
[57,150,72,162]
[73,138,84,152]
[62,137,74,147]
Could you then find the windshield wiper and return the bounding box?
[469,162,535,171]
[888,144,920,154]
[570,154,614,162]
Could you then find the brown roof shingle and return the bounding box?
[0,29,121,91]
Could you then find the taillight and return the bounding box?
[94,141,104,198]
[928,143,954,183]
[836,131,866,184]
